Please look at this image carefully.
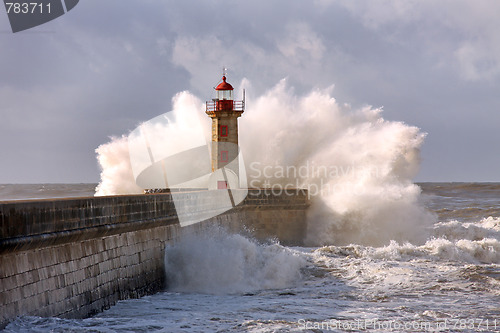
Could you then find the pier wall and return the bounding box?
[0,189,309,327]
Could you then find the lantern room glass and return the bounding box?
[216,90,233,100]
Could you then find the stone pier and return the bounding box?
[0,189,309,327]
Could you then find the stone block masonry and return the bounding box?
[0,189,309,328]
[0,226,170,323]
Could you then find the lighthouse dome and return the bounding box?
[215,76,234,91]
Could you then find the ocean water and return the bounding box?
[3,183,500,332]
[0,184,97,202]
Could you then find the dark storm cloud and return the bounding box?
[0,0,188,182]
[0,0,499,182]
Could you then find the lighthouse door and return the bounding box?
[217,181,228,189]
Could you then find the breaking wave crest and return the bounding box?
[164,227,306,294]
[316,217,500,265]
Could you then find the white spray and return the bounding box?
[95,79,436,246]
[164,227,306,294]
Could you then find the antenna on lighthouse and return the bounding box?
[222,66,227,77]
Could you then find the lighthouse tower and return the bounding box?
[206,72,245,189]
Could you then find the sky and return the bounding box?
[0,0,499,183]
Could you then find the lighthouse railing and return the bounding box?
[206,100,245,112]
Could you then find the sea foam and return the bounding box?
[164,227,306,294]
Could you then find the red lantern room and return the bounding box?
[215,76,234,111]
[216,76,234,99]
[207,75,244,112]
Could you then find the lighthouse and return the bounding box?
[206,72,245,189]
